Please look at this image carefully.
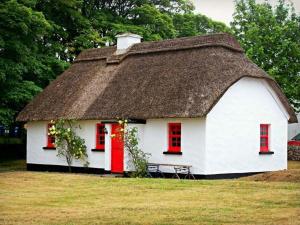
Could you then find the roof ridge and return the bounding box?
[134,32,233,46]
[105,42,244,64]
[75,33,242,63]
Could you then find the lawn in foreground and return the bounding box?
[0,162,299,225]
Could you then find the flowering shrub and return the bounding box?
[49,119,89,172]
[115,120,150,177]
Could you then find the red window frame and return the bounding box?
[168,123,181,152]
[96,123,105,150]
[47,123,55,148]
[260,124,269,152]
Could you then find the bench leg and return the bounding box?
[147,171,153,178]
[187,169,195,180]
[173,171,181,179]
[189,173,195,179]
[184,173,194,179]
[159,171,165,178]
[172,173,180,179]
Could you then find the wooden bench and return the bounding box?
[147,163,195,179]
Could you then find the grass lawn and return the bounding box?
[0,160,299,225]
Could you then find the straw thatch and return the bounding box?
[17,33,297,123]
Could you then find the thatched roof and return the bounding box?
[17,33,297,123]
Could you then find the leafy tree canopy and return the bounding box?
[0,0,68,126]
[0,0,230,126]
[231,0,300,110]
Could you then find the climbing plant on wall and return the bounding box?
[49,119,89,172]
[113,119,150,177]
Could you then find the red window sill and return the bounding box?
[91,149,105,152]
[163,151,182,155]
[259,151,274,155]
[43,146,56,150]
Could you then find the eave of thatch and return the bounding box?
[16,33,297,123]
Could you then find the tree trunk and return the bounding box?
[66,156,72,172]
[65,141,72,172]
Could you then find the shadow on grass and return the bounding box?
[0,159,26,172]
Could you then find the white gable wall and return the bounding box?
[205,77,288,174]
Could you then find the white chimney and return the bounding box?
[116,33,142,54]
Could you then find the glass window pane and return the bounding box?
[260,137,267,146]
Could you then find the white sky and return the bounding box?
[192,0,300,25]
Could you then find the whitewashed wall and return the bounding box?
[205,77,289,174]
[125,118,206,174]
[27,120,106,169]
[27,118,206,174]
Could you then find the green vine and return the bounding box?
[49,119,89,172]
[115,120,150,177]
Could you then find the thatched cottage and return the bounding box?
[17,33,297,178]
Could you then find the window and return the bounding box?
[260,124,269,152]
[168,123,181,152]
[95,123,105,150]
[47,123,55,148]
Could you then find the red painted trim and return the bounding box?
[168,123,181,152]
[47,123,55,148]
[260,124,269,152]
[96,123,105,150]
[111,124,124,173]
[288,140,300,146]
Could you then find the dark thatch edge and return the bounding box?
[266,79,298,123]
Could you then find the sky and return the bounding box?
[192,0,300,25]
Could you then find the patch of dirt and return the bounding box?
[243,169,300,182]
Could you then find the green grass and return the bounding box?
[0,160,299,225]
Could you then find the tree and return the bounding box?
[173,13,231,37]
[82,0,230,42]
[1,0,233,127]
[35,0,104,60]
[49,119,88,172]
[231,0,300,110]
[0,0,68,126]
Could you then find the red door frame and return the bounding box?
[111,124,124,173]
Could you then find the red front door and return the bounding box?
[111,124,124,173]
